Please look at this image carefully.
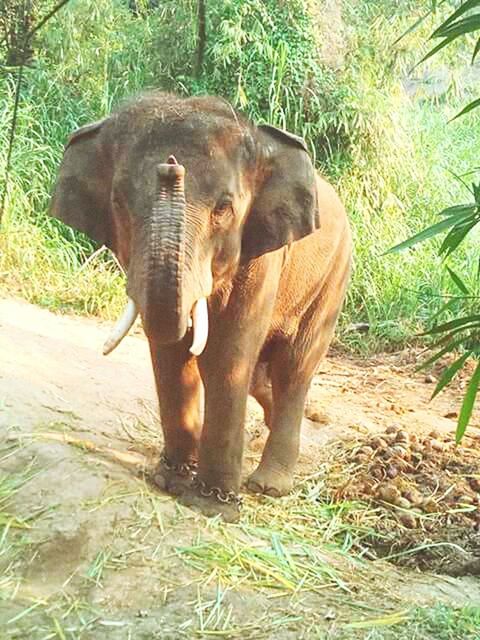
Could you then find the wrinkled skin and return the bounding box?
[50,92,352,521]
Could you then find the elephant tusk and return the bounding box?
[189,298,209,356]
[103,298,138,356]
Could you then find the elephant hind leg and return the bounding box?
[249,361,273,428]
[247,355,308,497]
[248,254,350,497]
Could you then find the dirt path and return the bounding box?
[1,297,479,639]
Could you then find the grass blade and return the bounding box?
[473,36,480,62]
[429,298,458,324]
[437,203,477,217]
[392,5,438,46]
[418,34,460,65]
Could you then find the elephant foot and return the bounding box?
[152,458,242,522]
[179,489,241,523]
[247,464,294,497]
[152,454,197,496]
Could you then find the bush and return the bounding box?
[1,0,479,350]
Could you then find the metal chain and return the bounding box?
[159,453,197,478]
[159,453,243,508]
[193,477,243,508]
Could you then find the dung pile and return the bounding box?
[325,425,480,572]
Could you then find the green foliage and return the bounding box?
[0,0,479,355]
[391,0,480,438]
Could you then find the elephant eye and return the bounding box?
[214,195,233,215]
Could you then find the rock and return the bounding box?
[444,411,458,420]
[411,452,423,465]
[358,446,374,456]
[391,445,408,458]
[403,489,423,506]
[424,374,436,384]
[469,477,480,493]
[371,466,384,480]
[377,485,401,503]
[399,513,417,529]
[354,454,369,465]
[380,446,395,460]
[385,425,400,434]
[421,498,438,513]
[430,439,444,451]
[394,497,412,509]
[386,464,399,479]
[307,410,329,424]
[346,322,370,334]
[395,430,409,444]
[385,433,398,445]
[370,436,388,449]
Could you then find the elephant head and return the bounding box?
[49,93,319,355]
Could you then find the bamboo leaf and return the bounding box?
[456,359,480,442]
[392,4,439,46]
[432,351,470,399]
[450,97,480,121]
[439,219,478,257]
[431,0,480,37]
[418,335,470,371]
[437,203,477,217]
[446,266,469,294]
[424,313,480,335]
[418,34,460,65]
[473,181,480,202]
[472,36,480,61]
[430,297,458,323]
[385,214,471,254]
[435,14,480,39]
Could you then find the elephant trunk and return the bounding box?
[143,156,189,343]
[102,156,210,356]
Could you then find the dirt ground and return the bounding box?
[1,297,479,639]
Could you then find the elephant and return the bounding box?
[49,92,352,520]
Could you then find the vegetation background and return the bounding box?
[2,4,480,637]
[1,0,479,352]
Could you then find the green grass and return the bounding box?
[1,0,479,350]
[340,98,480,351]
[348,605,480,640]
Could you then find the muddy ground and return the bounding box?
[1,297,479,639]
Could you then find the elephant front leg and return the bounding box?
[149,338,202,495]
[180,352,253,521]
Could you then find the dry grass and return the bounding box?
[2,419,480,639]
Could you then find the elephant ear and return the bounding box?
[49,118,115,250]
[241,124,319,262]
